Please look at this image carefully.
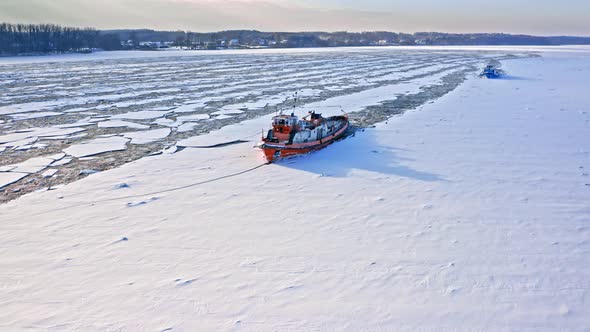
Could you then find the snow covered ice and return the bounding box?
[0,46,589,330]
[0,47,525,200]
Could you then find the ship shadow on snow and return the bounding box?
[498,75,535,81]
[277,128,445,182]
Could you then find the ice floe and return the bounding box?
[123,128,171,144]
[110,110,173,120]
[97,120,150,129]
[0,154,63,175]
[9,112,63,120]
[211,109,245,115]
[0,127,86,145]
[177,123,199,133]
[56,118,95,128]
[64,136,130,157]
[51,157,73,166]
[41,169,58,178]
[0,173,28,189]
[171,102,208,113]
[212,114,232,120]
[176,114,210,122]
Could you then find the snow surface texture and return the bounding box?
[0,47,589,331]
[0,46,529,200]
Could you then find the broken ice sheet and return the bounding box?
[0,173,28,189]
[123,128,171,144]
[64,136,129,158]
[51,157,73,166]
[97,120,150,130]
[111,110,173,120]
[41,169,58,178]
[212,114,232,120]
[176,114,210,122]
[177,123,198,133]
[10,112,63,120]
[0,127,86,145]
[211,109,244,115]
[1,154,64,174]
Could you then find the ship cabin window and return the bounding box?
[275,118,297,126]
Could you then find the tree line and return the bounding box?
[0,23,122,55]
[116,29,590,48]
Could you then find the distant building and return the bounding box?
[204,42,217,50]
[138,41,172,49]
[228,39,240,48]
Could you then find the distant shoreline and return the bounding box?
[2,44,590,60]
[2,23,590,57]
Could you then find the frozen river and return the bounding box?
[0,47,530,200]
[1,47,589,330]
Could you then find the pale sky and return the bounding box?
[0,0,588,35]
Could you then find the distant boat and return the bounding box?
[480,64,504,79]
[259,111,349,162]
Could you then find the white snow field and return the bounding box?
[0,47,590,331]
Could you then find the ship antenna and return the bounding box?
[280,96,290,115]
[340,106,348,117]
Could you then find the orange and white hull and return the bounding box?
[261,119,349,162]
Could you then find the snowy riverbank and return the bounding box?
[1,48,589,330]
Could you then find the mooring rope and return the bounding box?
[26,162,270,217]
